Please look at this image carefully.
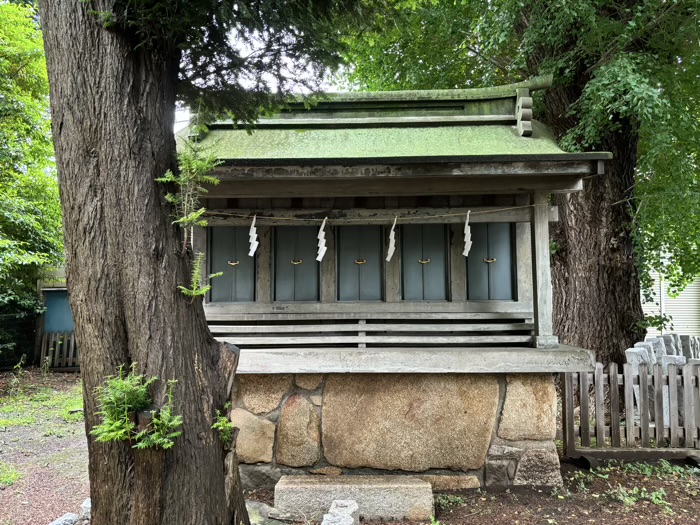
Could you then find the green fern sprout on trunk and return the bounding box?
[178,252,222,301]
[156,140,221,254]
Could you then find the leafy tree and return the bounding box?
[38,1,371,523]
[0,3,62,362]
[339,0,700,362]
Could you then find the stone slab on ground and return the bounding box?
[78,499,91,521]
[321,515,354,525]
[239,464,301,490]
[246,500,289,525]
[49,514,79,525]
[329,500,360,523]
[274,475,433,521]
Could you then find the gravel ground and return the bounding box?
[0,370,88,525]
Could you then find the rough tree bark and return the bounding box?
[40,2,249,524]
[541,86,645,363]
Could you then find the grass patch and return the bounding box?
[0,414,37,428]
[622,459,700,479]
[0,461,21,487]
[0,383,83,429]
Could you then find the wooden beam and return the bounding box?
[204,299,533,317]
[206,206,559,226]
[206,311,534,322]
[232,344,595,374]
[220,335,533,345]
[207,176,584,199]
[320,225,336,303]
[213,160,598,180]
[450,224,467,302]
[570,448,699,461]
[515,194,533,303]
[531,192,557,348]
[209,323,535,333]
[255,226,272,303]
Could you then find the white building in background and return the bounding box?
[642,274,700,337]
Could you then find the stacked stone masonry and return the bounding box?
[231,373,562,490]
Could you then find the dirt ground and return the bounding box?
[0,369,88,525]
[2,370,700,525]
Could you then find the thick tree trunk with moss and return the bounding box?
[542,87,645,363]
[39,2,249,524]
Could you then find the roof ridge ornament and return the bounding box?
[516,88,534,137]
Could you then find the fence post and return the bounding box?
[669,364,679,447]
[580,369,591,448]
[609,363,621,447]
[562,372,576,456]
[683,364,694,447]
[595,363,605,447]
[624,363,635,447]
[639,363,650,447]
[653,364,665,445]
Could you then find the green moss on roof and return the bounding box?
[286,75,554,104]
[197,120,566,161]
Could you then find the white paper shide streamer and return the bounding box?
[248,215,258,257]
[386,217,398,262]
[316,217,328,261]
[462,211,472,257]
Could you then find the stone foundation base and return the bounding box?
[232,373,562,489]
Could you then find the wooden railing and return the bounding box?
[40,331,79,369]
[562,363,700,460]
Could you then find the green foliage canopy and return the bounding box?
[0,2,63,355]
[90,0,374,124]
[338,0,700,296]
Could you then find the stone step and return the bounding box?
[274,475,433,521]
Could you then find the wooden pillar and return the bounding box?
[531,192,558,348]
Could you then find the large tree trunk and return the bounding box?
[542,88,645,363]
[40,2,249,524]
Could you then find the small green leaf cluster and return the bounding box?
[435,494,465,511]
[211,402,235,448]
[91,364,182,450]
[623,459,700,479]
[635,313,673,333]
[133,381,183,450]
[178,252,222,300]
[606,484,671,513]
[156,141,220,252]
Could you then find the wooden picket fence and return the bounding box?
[562,362,700,460]
[39,331,79,369]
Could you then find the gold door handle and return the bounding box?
[291,259,303,265]
[418,258,431,264]
[483,258,497,263]
[354,259,367,265]
[227,260,240,267]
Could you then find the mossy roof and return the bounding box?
[191,77,611,165]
